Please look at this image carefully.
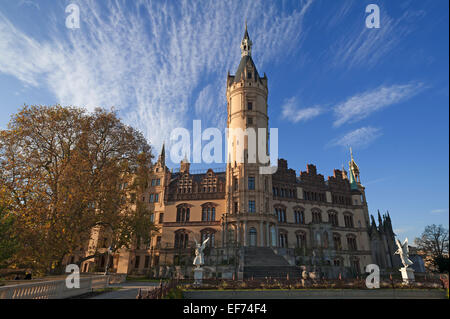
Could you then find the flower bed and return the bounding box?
[138,276,448,299]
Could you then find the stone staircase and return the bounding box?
[242,247,303,279]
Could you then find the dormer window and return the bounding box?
[247,72,252,79]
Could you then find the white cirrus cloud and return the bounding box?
[281,97,322,123]
[0,0,315,157]
[333,82,424,127]
[430,209,448,214]
[328,126,382,149]
[331,6,425,68]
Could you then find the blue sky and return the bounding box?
[0,0,448,242]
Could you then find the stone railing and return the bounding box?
[0,273,126,299]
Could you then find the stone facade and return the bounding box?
[76,26,398,279]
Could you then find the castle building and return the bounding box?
[79,26,399,279]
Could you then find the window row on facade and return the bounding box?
[280,230,358,252]
[174,229,216,248]
[176,204,218,222]
[273,187,296,198]
[274,206,355,228]
[142,193,160,203]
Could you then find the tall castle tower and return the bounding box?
[223,25,275,248]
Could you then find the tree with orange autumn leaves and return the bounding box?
[0,105,157,274]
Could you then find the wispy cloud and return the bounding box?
[333,82,424,127]
[328,126,382,149]
[331,6,424,68]
[430,208,448,214]
[394,226,416,235]
[18,0,40,10]
[0,0,315,155]
[364,176,391,185]
[281,97,322,123]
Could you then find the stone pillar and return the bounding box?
[259,221,264,247]
[266,223,270,247]
[236,221,240,245]
[275,225,279,247]
[243,221,248,247]
[222,218,225,248]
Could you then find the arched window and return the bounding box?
[296,231,307,250]
[176,204,190,222]
[227,225,236,243]
[333,233,342,251]
[346,234,357,251]
[294,207,305,224]
[279,230,288,248]
[274,206,286,223]
[201,203,217,221]
[201,229,216,247]
[328,211,339,226]
[249,228,257,247]
[312,209,322,224]
[351,257,361,274]
[344,213,354,228]
[174,230,189,249]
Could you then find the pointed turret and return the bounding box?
[377,210,383,229]
[369,214,378,236]
[157,143,165,166]
[233,24,263,84]
[240,22,252,57]
[348,147,361,188]
[349,165,358,190]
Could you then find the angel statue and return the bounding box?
[394,238,414,268]
[193,237,210,268]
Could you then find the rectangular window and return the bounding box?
[149,194,154,202]
[134,256,140,269]
[248,176,255,190]
[234,202,238,214]
[248,200,255,213]
[154,193,159,202]
[247,101,253,110]
[156,179,160,186]
[144,256,150,268]
[156,236,161,248]
[247,117,253,125]
[159,213,164,223]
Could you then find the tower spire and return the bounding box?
[157,142,166,166]
[240,23,252,57]
[349,146,361,185]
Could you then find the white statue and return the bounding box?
[395,238,414,268]
[193,237,210,268]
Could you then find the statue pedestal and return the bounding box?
[193,268,204,286]
[400,267,415,283]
